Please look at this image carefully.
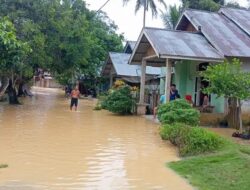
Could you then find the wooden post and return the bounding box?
[165,59,172,103]
[109,73,113,88]
[139,59,146,104]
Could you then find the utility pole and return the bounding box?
[96,0,111,13]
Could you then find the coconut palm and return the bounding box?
[160,4,182,29]
[123,0,167,27]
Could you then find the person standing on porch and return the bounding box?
[153,84,179,118]
[169,84,179,101]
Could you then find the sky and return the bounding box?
[85,0,250,41]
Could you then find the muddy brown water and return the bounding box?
[0,87,193,190]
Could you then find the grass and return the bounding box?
[169,140,250,190]
[0,164,8,169]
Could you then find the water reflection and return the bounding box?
[0,87,192,190]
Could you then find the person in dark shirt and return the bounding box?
[170,84,179,101]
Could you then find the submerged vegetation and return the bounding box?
[102,80,135,115]
[0,164,8,169]
[157,99,200,126]
[158,99,223,156]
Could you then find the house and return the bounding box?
[129,8,250,115]
[101,41,161,88]
[101,41,161,113]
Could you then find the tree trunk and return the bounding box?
[7,79,20,105]
[227,97,240,130]
[18,81,24,97]
[238,99,243,133]
[0,77,9,101]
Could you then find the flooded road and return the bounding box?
[0,87,192,190]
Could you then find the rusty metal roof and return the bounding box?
[102,52,161,77]
[219,8,250,36]
[178,9,250,57]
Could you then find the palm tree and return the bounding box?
[123,0,166,27]
[160,4,182,29]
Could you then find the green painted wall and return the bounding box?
[159,67,166,95]
[174,60,225,113]
[175,61,196,99]
[211,95,224,113]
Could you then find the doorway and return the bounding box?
[194,63,210,106]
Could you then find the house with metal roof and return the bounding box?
[101,51,161,85]
[101,41,161,113]
[129,8,250,115]
[124,41,137,54]
[101,40,161,86]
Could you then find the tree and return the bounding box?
[201,59,250,133]
[225,2,245,9]
[123,0,166,27]
[0,0,123,90]
[160,0,225,30]
[161,4,182,29]
[182,0,224,11]
[0,17,31,104]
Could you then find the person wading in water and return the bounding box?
[70,86,80,111]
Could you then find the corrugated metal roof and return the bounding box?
[182,9,250,57]
[124,41,137,53]
[127,41,136,50]
[107,52,161,77]
[144,28,224,61]
[219,8,250,36]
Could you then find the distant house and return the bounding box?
[101,41,161,88]
[129,8,250,114]
[124,41,136,54]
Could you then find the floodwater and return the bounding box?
[0,87,193,190]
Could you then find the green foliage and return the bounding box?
[104,86,135,115]
[0,17,31,77]
[161,0,226,29]
[182,0,223,11]
[157,99,200,126]
[160,123,224,156]
[0,0,123,84]
[93,102,102,111]
[97,93,109,109]
[169,143,250,190]
[226,2,244,8]
[202,58,250,100]
[161,5,182,29]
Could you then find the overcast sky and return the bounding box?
[85,0,250,41]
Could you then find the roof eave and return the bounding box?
[128,28,160,65]
[159,54,224,63]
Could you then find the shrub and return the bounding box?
[0,164,8,168]
[93,101,102,110]
[104,85,135,115]
[157,99,200,126]
[160,123,224,156]
[100,96,108,109]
